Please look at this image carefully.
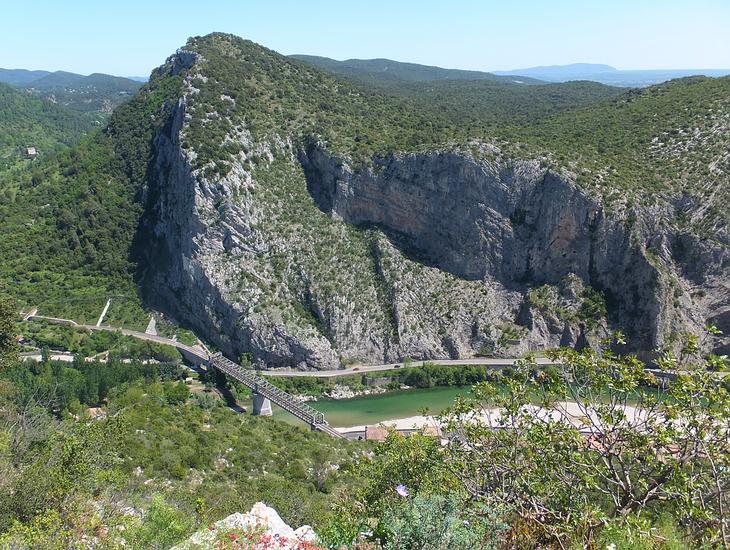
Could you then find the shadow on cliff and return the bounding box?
[298,142,674,356]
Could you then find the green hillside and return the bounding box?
[0,83,100,171]
[0,68,51,85]
[189,35,729,218]
[0,72,182,324]
[1,33,728,325]
[25,71,143,112]
[515,76,730,230]
[290,54,544,84]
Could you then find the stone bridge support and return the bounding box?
[252,392,273,416]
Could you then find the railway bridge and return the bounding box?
[206,353,343,438]
[24,314,343,437]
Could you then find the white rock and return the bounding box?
[171,502,318,549]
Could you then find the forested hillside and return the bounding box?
[290,54,544,84]
[1,33,728,363]
[0,72,182,326]
[0,69,143,113]
[0,83,100,171]
[24,71,142,112]
[0,32,728,549]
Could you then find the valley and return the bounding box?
[1,24,729,550]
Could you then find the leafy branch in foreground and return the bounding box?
[440,337,730,547]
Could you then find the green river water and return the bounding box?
[262,386,471,428]
[245,383,656,429]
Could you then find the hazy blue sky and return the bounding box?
[2,0,729,76]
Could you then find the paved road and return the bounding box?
[27,315,209,363]
[262,357,557,378]
[28,314,547,376]
[29,314,726,380]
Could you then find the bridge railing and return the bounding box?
[210,354,327,427]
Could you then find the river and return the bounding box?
[266,386,471,428]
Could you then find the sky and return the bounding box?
[1,0,729,76]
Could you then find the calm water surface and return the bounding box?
[266,386,471,428]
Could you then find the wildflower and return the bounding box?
[395,484,409,497]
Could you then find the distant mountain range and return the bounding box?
[289,57,730,88]
[0,68,140,89]
[493,63,730,87]
[290,55,542,85]
[0,68,142,112]
[0,68,53,86]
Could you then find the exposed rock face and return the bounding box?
[300,144,730,358]
[136,51,729,370]
[171,502,318,550]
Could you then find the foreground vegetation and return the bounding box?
[0,296,361,549]
[1,296,728,548]
[322,333,729,549]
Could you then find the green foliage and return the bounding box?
[163,380,190,405]
[20,320,182,361]
[1,414,123,528]
[0,71,182,324]
[438,343,730,547]
[126,494,194,550]
[527,281,608,330]
[0,509,70,550]
[379,493,506,550]
[591,514,689,550]
[351,434,456,520]
[0,343,360,547]
[322,433,504,549]
[0,293,17,372]
[0,82,99,171]
[577,287,607,328]
[0,356,180,414]
[23,71,142,113]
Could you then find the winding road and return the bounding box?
[26,314,554,376]
[28,314,717,382]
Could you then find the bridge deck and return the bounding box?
[209,354,343,438]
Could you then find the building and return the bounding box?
[25,146,38,158]
[364,425,390,441]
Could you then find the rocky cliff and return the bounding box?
[133,35,729,369]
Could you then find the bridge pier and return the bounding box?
[252,392,273,416]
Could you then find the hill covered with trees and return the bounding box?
[0,68,142,113]
[0,83,100,172]
[1,33,728,368]
[289,54,544,84]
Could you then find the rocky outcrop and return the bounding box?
[135,52,729,370]
[171,502,318,550]
[300,143,727,358]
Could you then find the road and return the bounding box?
[27,314,548,376]
[27,314,210,363]
[28,314,725,380]
[261,357,557,378]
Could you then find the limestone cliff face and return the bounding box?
[135,51,729,370]
[299,144,716,357]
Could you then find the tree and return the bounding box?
[440,336,730,547]
[163,381,190,405]
[0,294,17,372]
